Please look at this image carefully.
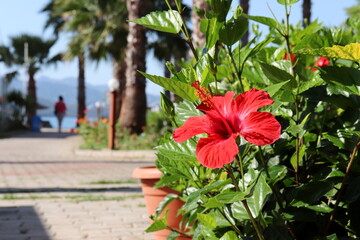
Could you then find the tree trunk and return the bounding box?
[302,0,311,27]
[240,0,250,45]
[113,59,126,121]
[191,0,210,49]
[164,56,171,100]
[119,0,148,134]
[77,54,86,120]
[26,69,37,125]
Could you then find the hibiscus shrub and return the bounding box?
[135,1,360,239]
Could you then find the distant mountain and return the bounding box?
[7,76,160,117]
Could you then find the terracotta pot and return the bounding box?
[133,166,189,240]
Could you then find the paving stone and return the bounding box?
[0,129,154,240]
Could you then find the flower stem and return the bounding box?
[324,138,360,235]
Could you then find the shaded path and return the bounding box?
[0,128,155,240]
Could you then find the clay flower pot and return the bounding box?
[133,166,189,240]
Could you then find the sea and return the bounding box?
[40,115,80,129]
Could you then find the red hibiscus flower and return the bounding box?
[283,53,296,63]
[173,84,281,169]
[311,57,329,71]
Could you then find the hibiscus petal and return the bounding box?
[173,115,212,143]
[196,136,239,169]
[234,89,274,120]
[197,91,235,118]
[240,112,281,146]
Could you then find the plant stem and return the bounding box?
[241,199,265,240]
[324,138,360,235]
[235,154,245,190]
[226,45,244,92]
[226,166,265,240]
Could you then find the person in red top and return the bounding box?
[54,96,67,133]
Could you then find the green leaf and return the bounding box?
[139,71,197,101]
[242,14,279,30]
[232,174,272,220]
[197,213,217,229]
[160,92,175,118]
[202,197,225,208]
[292,181,334,205]
[183,179,232,211]
[200,18,223,49]
[267,165,288,184]
[145,217,168,232]
[290,144,306,170]
[220,231,238,240]
[175,99,202,125]
[277,0,300,5]
[320,66,360,95]
[196,51,216,86]
[286,113,310,137]
[219,17,248,46]
[248,38,274,59]
[326,234,339,240]
[156,140,197,162]
[154,193,178,218]
[260,63,296,89]
[300,43,360,62]
[323,129,358,150]
[131,10,182,34]
[263,80,290,97]
[215,191,249,203]
[305,203,333,213]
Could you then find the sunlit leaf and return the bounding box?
[131,10,182,34]
[219,17,248,46]
[242,14,278,29]
[197,213,216,229]
[232,174,271,219]
[320,66,360,95]
[299,43,360,62]
[139,71,197,101]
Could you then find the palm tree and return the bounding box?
[75,0,128,120]
[302,0,311,27]
[9,34,56,124]
[346,0,360,17]
[119,0,149,134]
[42,0,128,120]
[42,0,89,120]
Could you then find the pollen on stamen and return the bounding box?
[191,81,212,107]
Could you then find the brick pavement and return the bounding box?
[0,128,156,240]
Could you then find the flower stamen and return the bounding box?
[192,81,212,108]
[191,81,234,135]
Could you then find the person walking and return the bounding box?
[54,96,67,133]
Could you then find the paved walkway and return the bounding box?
[0,128,156,240]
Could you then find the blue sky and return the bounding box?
[0,0,357,95]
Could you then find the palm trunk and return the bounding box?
[113,59,126,121]
[191,0,210,49]
[302,0,311,27]
[240,0,250,45]
[164,56,171,100]
[26,69,37,125]
[77,54,86,120]
[119,0,148,134]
